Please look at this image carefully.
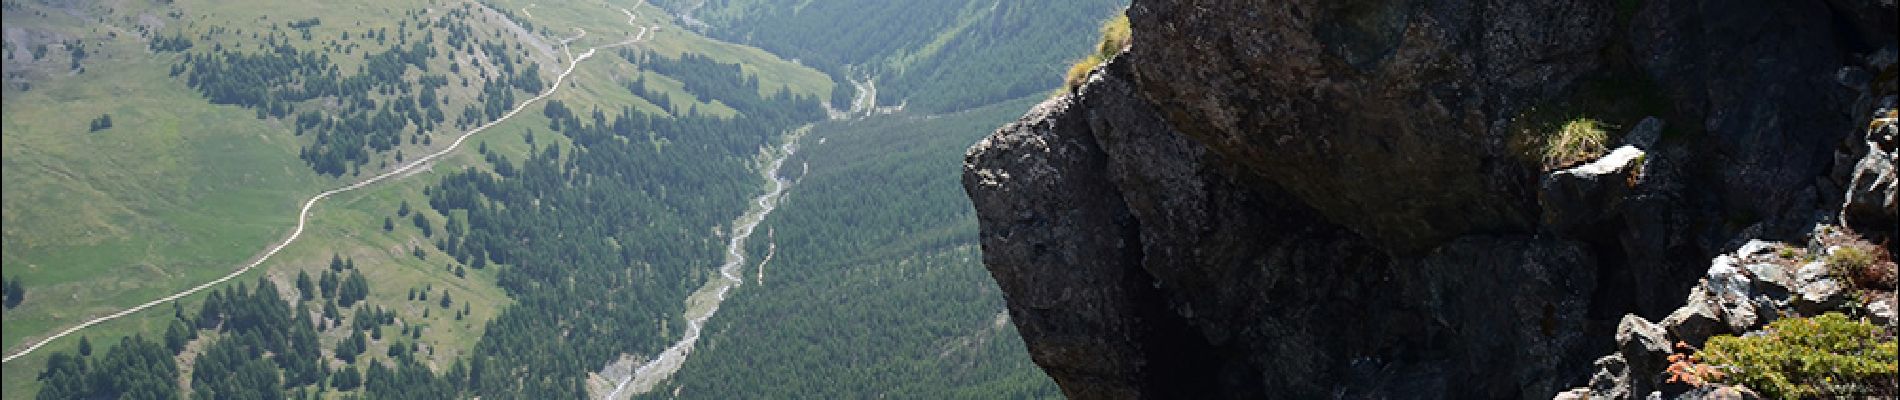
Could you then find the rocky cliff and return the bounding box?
[962,0,1897,398]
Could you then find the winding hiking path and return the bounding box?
[1,37,609,367]
[603,129,806,399]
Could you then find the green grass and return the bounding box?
[1,3,324,354]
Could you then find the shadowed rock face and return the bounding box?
[1122,0,1614,252]
[967,59,1600,399]
[964,0,1895,398]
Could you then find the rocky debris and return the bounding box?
[1541,145,1647,235]
[1561,228,1900,399]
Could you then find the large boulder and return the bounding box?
[1541,145,1648,235]
[963,88,1184,400]
[1616,315,1672,398]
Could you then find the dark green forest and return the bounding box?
[654,97,1059,398]
[418,49,824,397]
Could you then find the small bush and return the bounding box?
[1064,12,1131,92]
[1827,242,1898,290]
[1700,313,1898,399]
[1542,118,1609,169]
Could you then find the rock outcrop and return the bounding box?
[963,0,1898,398]
[968,60,1602,398]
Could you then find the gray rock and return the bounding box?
[1706,258,1761,331]
[1838,102,1897,245]
[1617,315,1671,397]
[1742,263,1796,295]
[1868,298,1896,328]
[1734,240,1778,258]
[1542,146,1648,235]
[1793,278,1847,315]
[1662,285,1728,346]
[963,90,1157,400]
[1795,261,1830,284]
[1623,117,1665,150]
[1589,354,1632,400]
[1555,388,1591,400]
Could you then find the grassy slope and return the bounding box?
[1,0,833,397]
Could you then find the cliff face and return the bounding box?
[963,0,1896,398]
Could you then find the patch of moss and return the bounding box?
[1700,313,1899,399]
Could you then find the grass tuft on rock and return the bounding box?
[1541,118,1611,169]
[1063,12,1131,92]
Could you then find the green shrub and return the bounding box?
[1064,12,1131,92]
[1700,313,1898,399]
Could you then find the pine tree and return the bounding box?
[77,336,92,357]
[3,276,22,309]
[296,270,315,301]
